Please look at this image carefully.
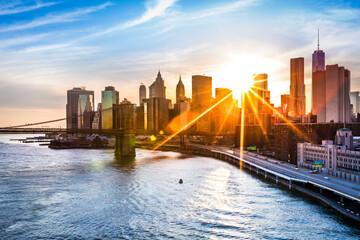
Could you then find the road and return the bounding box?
[209,146,360,202]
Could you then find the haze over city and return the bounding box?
[1,0,360,127]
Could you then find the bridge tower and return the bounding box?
[115,131,135,157]
[113,99,136,157]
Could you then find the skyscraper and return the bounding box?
[350,91,360,115]
[289,57,306,117]
[192,75,212,132]
[312,30,325,72]
[192,75,212,108]
[149,71,166,99]
[281,94,290,115]
[77,94,94,129]
[312,70,326,122]
[253,73,270,112]
[139,83,146,105]
[101,86,119,129]
[176,76,185,104]
[66,87,94,129]
[325,65,351,123]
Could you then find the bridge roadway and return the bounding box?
[189,144,360,203]
[0,128,127,135]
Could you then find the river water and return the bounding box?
[0,134,359,239]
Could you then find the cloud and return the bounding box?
[0,81,64,109]
[91,0,178,37]
[0,2,112,33]
[0,1,60,15]
[0,33,50,48]
[180,0,260,21]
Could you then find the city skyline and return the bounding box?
[1,0,360,127]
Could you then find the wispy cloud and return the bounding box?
[0,2,112,33]
[180,0,261,21]
[92,0,178,37]
[0,1,60,15]
[0,33,50,48]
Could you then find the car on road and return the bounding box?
[309,170,314,174]
[313,170,318,174]
[295,168,299,171]
[324,177,329,180]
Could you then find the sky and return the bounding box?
[0,0,360,127]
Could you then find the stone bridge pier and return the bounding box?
[115,132,135,157]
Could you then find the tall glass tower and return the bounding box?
[101,86,119,129]
[312,29,325,72]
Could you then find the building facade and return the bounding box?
[101,86,119,129]
[325,65,351,123]
[149,71,166,99]
[298,141,360,182]
[289,57,306,118]
[139,83,146,105]
[176,76,185,104]
[66,87,94,129]
[192,75,213,132]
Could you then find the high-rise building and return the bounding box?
[143,98,170,133]
[192,75,212,132]
[77,94,94,129]
[289,57,306,117]
[92,103,102,129]
[350,92,360,115]
[312,70,326,122]
[176,76,185,104]
[192,75,212,108]
[281,94,290,115]
[214,88,238,134]
[325,65,351,123]
[101,86,119,129]
[253,73,270,112]
[149,71,166,99]
[312,30,325,72]
[139,83,146,105]
[66,87,94,129]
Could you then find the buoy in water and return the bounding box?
[179,179,183,184]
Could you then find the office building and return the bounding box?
[214,88,238,134]
[139,83,146,105]
[101,86,119,129]
[92,103,102,129]
[176,76,185,104]
[149,71,166,99]
[253,73,270,112]
[289,57,306,117]
[77,94,94,129]
[312,70,326,122]
[325,65,351,123]
[298,129,360,183]
[192,75,213,132]
[143,98,170,133]
[66,87,94,129]
[312,30,325,72]
[350,92,360,116]
[192,75,212,108]
[281,94,290,115]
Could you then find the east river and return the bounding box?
[0,134,359,239]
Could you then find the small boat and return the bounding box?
[179,179,183,184]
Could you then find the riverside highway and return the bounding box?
[221,147,360,203]
[188,144,360,203]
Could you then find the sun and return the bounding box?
[212,54,282,100]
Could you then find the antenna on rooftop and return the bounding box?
[317,29,320,51]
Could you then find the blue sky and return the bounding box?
[0,0,360,126]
